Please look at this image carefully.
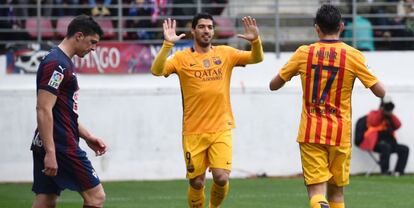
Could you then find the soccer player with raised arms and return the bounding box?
[31,15,107,208]
[151,13,263,207]
[269,4,385,208]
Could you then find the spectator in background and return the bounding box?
[343,15,375,51]
[360,96,409,176]
[54,0,81,16]
[17,0,53,17]
[171,0,196,35]
[372,0,414,50]
[90,0,112,16]
[397,0,414,43]
[0,0,30,52]
[201,0,228,15]
[126,0,156,39]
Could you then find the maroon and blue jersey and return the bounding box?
[31,47,80,153]
[31,47,101,194]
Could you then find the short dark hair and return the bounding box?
[191,13,214,29]
[66,15,104,38]
[315,4,342,35]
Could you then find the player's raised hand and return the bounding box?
[85,135,107,156]
[163,18,186,43]
[237,16,259,41]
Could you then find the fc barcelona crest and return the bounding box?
[213,57,222,65]
[203,59,210,68]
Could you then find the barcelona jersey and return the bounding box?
[279,40,379,147]
[162,43,260,135]
[31,47,80,153]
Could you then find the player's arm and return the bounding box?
[354,53,386,98]
[236,16,264,64]
[269,74,286,91]
[369,82,385,98]
[78,123,107,156]
[151,18,185,76]
[36,89,58,176]
[269,47,302,91]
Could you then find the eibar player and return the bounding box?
[31,15,107,208]
[151,13,263,208]
[269,5,385,208]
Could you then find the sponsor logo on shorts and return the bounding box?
[187,164,195,173]
[48,70,64,89]
[92,169,99,179]
[32,132,43,147]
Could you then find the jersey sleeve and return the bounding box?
[163,53,180,77]
[37,60,66,95]
[278,46,304,82]
[353,52,379,88]
[150,41,178,77]
[232,38,264,67]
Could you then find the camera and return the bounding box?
[382,102,395,112]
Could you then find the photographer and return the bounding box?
[361,96,409,176]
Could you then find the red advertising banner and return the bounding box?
[6,41,193,74]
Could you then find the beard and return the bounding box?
[196,39,211,48]
[195,35,212,48]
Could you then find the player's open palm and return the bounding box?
[163,18,186,43]
[237,16,259,42]
[86,136,107,156]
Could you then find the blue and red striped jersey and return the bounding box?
[32,47,80,153]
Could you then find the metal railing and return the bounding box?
[1,0,414,57]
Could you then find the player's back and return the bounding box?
[280,40,378,146]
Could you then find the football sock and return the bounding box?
[329,202,345,208]
[188,185,205,208]
[310,194,329,208]
[209,182,229,208]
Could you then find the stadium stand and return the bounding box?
[25,18,54,39]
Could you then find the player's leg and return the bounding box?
[326,145,351,208]
[56,150,105,208]
[299,143,330,208]
[32,194,58,208]
[188,173,206,208]
[208,130,232,208]
[307,183,329,208]
[31,151,61,208]
[79,184,106,208]
[209,168,230,208]
[327,184,344,208]
[183,133,210,208]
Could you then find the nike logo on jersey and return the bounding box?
[190,63,196,67]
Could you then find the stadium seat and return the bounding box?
[214,16,236,39]
[25,18,54,39]
[56,16,74,38]
[95,18,116,39]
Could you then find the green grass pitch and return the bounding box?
[1,175,414,207]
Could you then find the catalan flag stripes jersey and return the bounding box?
[31,47,81,153]
[279,40,379,147]
[154,38,263,135]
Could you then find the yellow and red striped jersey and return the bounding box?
[279,40,379,147]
